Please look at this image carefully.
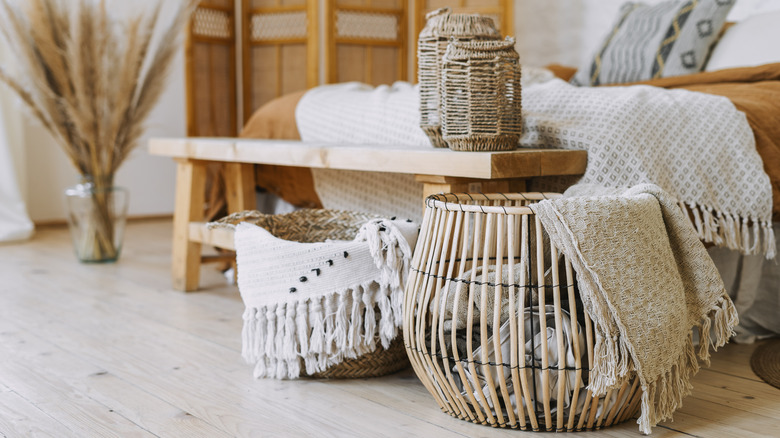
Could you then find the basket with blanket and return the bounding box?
[209,209,419,379]
[403,190,737,433]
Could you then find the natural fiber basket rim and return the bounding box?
[449,37,516,51]
[419,7,500,39]
[426,192,562,214]
[444,37,519,63]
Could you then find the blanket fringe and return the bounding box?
[681,202,775,258]
[246,282,405,379]
[637,343,696,435]
[243,218,413,379]
[635,292,737,434]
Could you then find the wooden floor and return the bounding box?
[1,219,777,437]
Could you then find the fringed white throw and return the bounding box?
[529,183,739,434]
[295,68,776,257]
[234,217,418,379]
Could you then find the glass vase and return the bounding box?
[64,180,129,263]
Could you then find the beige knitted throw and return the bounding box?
[529,184,738,435]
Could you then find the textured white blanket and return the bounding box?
[295,69,775,257]
[234,217,418,379]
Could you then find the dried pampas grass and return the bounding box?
[0,0,198,261]
[0,0,198,185]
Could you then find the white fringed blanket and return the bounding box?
[234,217,418,379]
[295,69,775,257]
[530,184,739,434]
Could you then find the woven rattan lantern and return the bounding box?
[440,38,523,152]
[404,193,642,431]
[418,8,501,148]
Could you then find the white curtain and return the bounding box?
[0,40,34,242]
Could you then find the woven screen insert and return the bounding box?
[335,10,398,41]
[192,7,232,39]
[251,11,308,41]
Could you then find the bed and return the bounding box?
[165,2,780,341]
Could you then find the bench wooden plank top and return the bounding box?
[149,137,587,180]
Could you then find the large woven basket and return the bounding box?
[404,194,642,431]
[441,38,523,152]
[418,7,500,148]
[213,209,410,379]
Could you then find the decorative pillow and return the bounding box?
[571,0,735,86]
[705,10,780,71]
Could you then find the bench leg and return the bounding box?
[224,163,256,214]
[223,163,256,284]
[172,159,206,292]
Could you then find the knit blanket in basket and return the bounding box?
[233,217,418,379]
[529,183,739,435]
[295,68,775,257]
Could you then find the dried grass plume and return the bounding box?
[0,0,199,184]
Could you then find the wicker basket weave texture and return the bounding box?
[417,7,501,148]
[403,193,642,431]
[213,209,410,379]
[440,38,523,152]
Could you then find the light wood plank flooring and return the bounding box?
[0,219,777,437]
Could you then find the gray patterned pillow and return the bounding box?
[571,0,735,86]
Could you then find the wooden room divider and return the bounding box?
[185,0,513,135]
[186,0,238,137]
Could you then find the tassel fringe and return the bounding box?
[633,292,737,435]
[680,202,775,259]
[243,218,414,379]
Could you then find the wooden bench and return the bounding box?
[149,137,587,291]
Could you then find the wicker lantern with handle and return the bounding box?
[440,38,523,152]
[418,8,501,148]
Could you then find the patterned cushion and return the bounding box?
[571,0,735,86]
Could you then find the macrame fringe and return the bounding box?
[634,292,737,435]
[244,282,403,379]
[243,218,414,379]
[588,329,633,396]
[680,202,776,259]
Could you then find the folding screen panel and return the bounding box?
[186,0,238,136]
[242,0,318,121]
[324,0,407,85]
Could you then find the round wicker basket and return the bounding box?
[213,209,410,379]
[441,38,523,152]
[417,7,501,148]
[403,193,642,431]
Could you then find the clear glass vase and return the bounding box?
[64,180,129,263]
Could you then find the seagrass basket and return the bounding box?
[212,209,411,379]
[403,193,642,431]
[441,38,522,152]
[418,7,501,148]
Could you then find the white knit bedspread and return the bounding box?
[295,69,775,256]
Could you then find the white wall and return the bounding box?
[24,2,186,223]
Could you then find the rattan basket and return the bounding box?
[403,193,642,431]
[418,7,501,148]
[440,38,522,152]
[213,209,410,379]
